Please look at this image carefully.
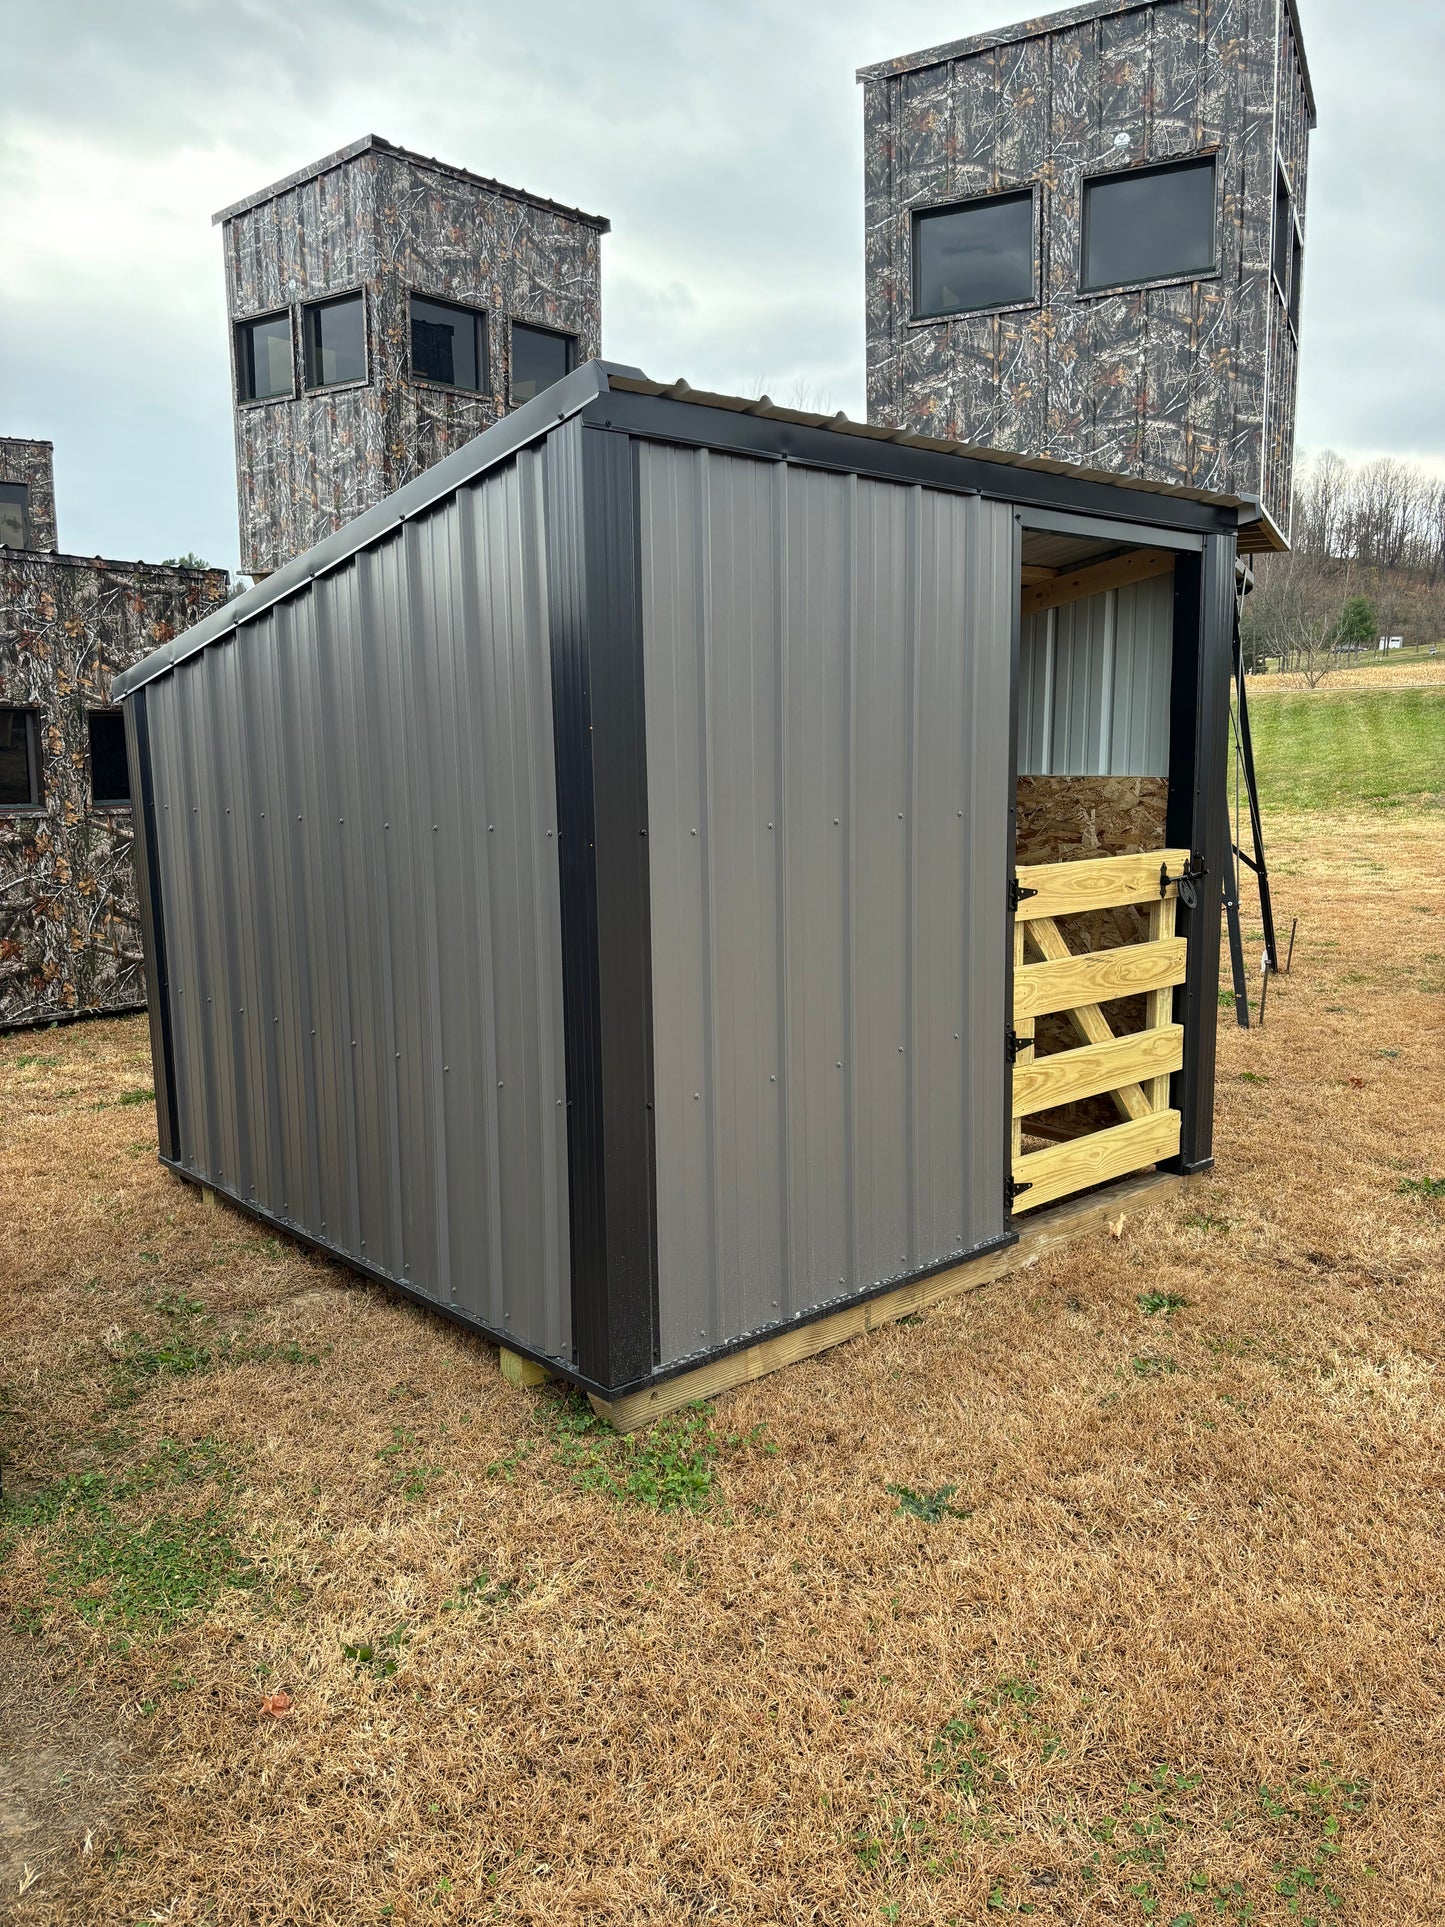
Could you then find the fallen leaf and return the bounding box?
[1347,1076,1366,1089]
[1107,1213,1126,1240]
[259,1690,293,1718]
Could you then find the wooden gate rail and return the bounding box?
[1011,849,1190,1215]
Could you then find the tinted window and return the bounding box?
[89,710,131,805]
[0,483,29,549]
[510,323,575,403]
[0,708,40,808]
[304,294,367,388]
[411,296,486,391]
[1273,170,1292,293]
[237,313,294,402]
[913,191,1034,319]
[1082,157,1217,292]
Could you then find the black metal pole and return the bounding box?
[1232,587,1281,973]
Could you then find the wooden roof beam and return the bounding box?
[1021,546,1175,617]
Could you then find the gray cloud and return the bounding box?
[0,0,1438,568]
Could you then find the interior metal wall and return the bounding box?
[638,445,1013,1367]
[135,452,572,1360]
[1017,571,1173,776]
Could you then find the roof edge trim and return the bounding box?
[112,361,642,702]
[211,132,611,231]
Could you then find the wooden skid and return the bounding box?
[590,1170,1186,1432]
[1016,849,1190,922]
[1012,1024,1184,1118]
[1020,548,1175,617]
[1011,1110,1181,1214]
[1014,936,1187,1019]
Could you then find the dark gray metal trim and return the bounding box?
[1005,511,1025,1221]
[1017,507,1205,551]
[585,391,1240,542]
[543,420,659,1392]
[1165,531,1236,1172]
[126,688,180,1161]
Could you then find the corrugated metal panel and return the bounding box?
[638,445,1011,1367]
[139,452,572,1361]
[1017,571,1173,776]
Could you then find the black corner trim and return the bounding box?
[543,418,659,1392]
[1165,535,1233,1173]
[128,688,181,1161]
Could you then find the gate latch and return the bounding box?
[1160,853,1206,910]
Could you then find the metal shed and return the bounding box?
[113,360,1245,1414]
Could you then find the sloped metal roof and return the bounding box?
[114,359,1265,702]
[212,133,610,231]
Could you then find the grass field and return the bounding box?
[1246,684,1445,812]
[2,688,1443,1924]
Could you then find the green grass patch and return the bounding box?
[1398,1175,1445,1201]
[544,1393,769,1513]
[1246,686,1445,811]
[2,1435,257,1634]
[111,1292,324,1405]
[887,1482,972,1524]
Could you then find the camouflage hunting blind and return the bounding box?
[217,135,609,577]
[859,0,1314,548]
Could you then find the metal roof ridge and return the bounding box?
[211,133,611,231]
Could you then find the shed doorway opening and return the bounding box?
[1010,526,1189,1213]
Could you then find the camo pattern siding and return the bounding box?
[223,142,605,575]
[0,554,228,1025]
[863,0,1310,535]
[0,440,59,553]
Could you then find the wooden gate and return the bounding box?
[1010,849,1190,1213]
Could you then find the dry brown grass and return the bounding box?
[1248,662,1445,693]
[2,810,1443,1926]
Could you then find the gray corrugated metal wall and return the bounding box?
[139,451,572,1359]
[638,445,1013,1367]
[1017,571,1173,776]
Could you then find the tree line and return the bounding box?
[1242,450,1445,677]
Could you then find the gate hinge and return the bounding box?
[1160,852,1206,909]
[1008,876,1038,914]
[1006,1176,1033,1204]
[1005,1024,1028,1065]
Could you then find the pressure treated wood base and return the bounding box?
[590,1168,1187,1432]
[500,1347,553,1389]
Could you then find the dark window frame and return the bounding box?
[301,288,370,393]
[1272,164,1293,301]
[0,705,44,812]
[908,185,1040,324]
[87,708,132,809]
[409,292,490,394]
[1288,224,1304,334]
[235,308,296,407]
[1079,152,1221,298]
[0,481,32,550]
[508,320,578,405]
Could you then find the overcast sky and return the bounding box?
[1,0,1438,573]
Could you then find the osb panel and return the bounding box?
[225,146,604,575]
[1016,774,1170,866]
[0,553,228,1026]
[0,439,58,553]
[863,0,1307,522]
